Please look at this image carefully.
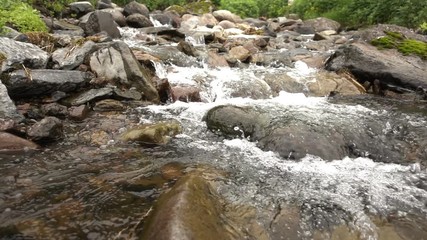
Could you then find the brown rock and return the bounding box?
[0,132,39,153]
[27,117,63,142]
[160,162,185,180]
[141,173,235,240]
[172,86,202,102]
[68,105,90,121]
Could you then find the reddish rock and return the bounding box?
[68,105,90,121]
[0,132,39,153]
[172,86,202,102]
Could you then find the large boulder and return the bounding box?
[3,70,92,99]
[141,173,236,240]
[204,105,270,140]
[0,37,49,73]
[52,40,97,70]
[89,41,159,102]
[306,71,365,96]
[325,42,427,91]
[79,11,121,38]
[101,8,127,27]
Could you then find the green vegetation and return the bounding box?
[371,31,427,59]
[0,0,47,33]
[420,22,427,34]
[219,0,288,18]
[288,0,427,29]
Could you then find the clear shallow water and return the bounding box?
[1,28,427,240]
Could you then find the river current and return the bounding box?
[0,26,426,239]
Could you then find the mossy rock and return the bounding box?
[121,120,182,145]
[184,2,214,15]
[371,31,427,59]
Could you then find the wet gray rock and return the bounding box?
[204,105,269,139]
[52,40,97,70]
[250,52,293,67]
[325,42,427,91]
[0,132,39,153]
[123,1,149,17]
[261,73,305,95]
[89,41,159,102]
[79,11,121,38]
[258,124,347,160]
[126,14,154,28]
[69,1,94,18]
[0,37,49,73]
[68,87,113,106]
[0,82,23,122]
[3,70,92,99]
[27,117,63,142]
[113,88,142,100]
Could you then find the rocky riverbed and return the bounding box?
[1,0,427,239]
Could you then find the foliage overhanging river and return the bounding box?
[1,26,427,240]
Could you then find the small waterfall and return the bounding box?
[151,60,168,79]
[149,15,169,27]
[185,34,205,46]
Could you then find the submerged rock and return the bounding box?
[140,173,235,240]
[27,117,63,142]
[121,121,182,145]
[0,132,39,153]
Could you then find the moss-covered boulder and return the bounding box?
[184,1,214,15]
[371,31,427,59]
[121,121,182,145]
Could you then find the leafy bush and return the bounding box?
[420,22,427,34]
[220,0,288,18]
[219,0,259,18]
[0,0,47,33]
[288,0,427,29]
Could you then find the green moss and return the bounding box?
[371,36,398,49]
[398,39,427,59]
[371,31,427,59]
[0,1,47,33]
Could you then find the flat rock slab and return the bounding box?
[326,42,427,91]
[0,132,39,153]
[3,69,92,98]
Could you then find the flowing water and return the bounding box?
[0,27,426,239]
